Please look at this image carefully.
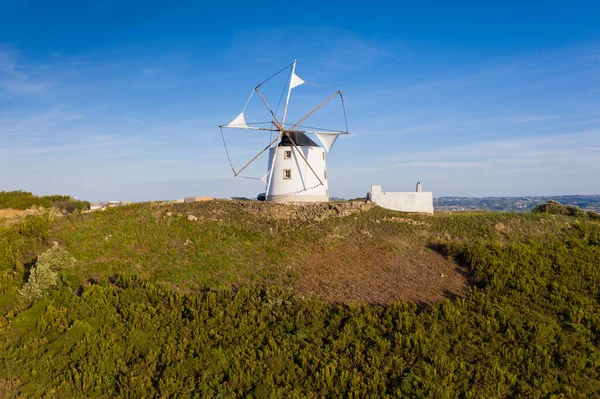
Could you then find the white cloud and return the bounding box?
[395,129,600,165]
[0,52,16,74]
[396,161,490,169]
[328,129,600,197]
[0,80,48,93]
[513,115,559,123]
[141,68,162,75]
[0,110,85,138]
[0,46,49,95]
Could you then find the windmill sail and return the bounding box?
[290,72,305,89]
[260,171,269,185]
[226,112,249,129]
[314,132,340,153]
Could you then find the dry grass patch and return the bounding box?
[291,235,467,305]
[0,208,43,227]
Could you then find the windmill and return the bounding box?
[219,60,349,202]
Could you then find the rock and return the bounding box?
[187,214,198,221]
[166,212,173,216]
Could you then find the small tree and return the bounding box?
[20,243,75,301]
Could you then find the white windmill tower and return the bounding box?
[219,60,349,202]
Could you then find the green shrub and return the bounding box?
[19,244,75,301]
[49,199,90,212]
[0,191,52,210]
[41,195,90,212]
[0,191,90,212]
[41,195,72,202]
[532,200,588,217]
[0,215,52,312]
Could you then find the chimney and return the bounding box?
[416,182,422,192]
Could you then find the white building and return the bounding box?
[266,132,328,202]
[368,184,434,214]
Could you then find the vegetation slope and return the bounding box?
[0,199,599,398]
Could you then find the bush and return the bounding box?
[41,195,72,202]
[41,195,90,212]
[49,199,90,212]
[532,200,588,217]
[0,191,52,210]
[0,191,90,212]
[19,244,75,301]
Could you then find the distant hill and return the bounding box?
[435,194,600,212]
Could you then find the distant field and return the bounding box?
[1,200,599,397]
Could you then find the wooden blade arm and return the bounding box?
[220,126,278,132]
[234,136,280,177]
[285,129,349,135]
[288,90,340,132]
[255,87,282,126]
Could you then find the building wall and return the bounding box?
[368,185,434,214]
[266,146,328,202]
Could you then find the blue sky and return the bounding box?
[1,1,599,201]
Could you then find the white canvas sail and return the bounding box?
[290,72,305,89]
[260,171,269,185]
[314,132,340,153]
[226,112,249,129]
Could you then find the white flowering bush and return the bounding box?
[19,243,75,301]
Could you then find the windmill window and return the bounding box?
[322,152,325,160]
[283,169,292,179]
[284,150,292,159]
[324,170,327,180]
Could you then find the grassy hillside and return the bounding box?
[48,201,466,304]
[1,200,599,398]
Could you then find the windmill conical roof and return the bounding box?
[278,132,319,147]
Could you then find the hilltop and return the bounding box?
[46,200,466,304]
[1,199,599,397]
